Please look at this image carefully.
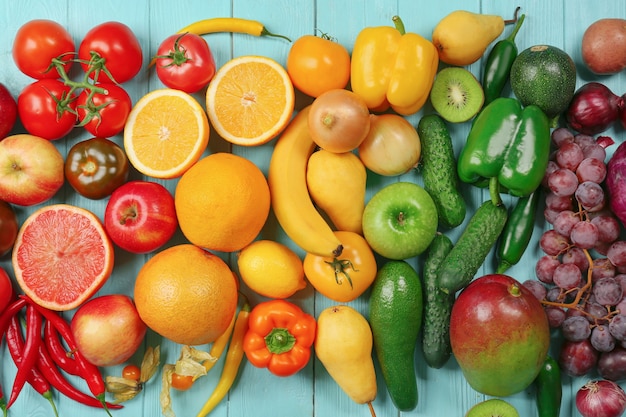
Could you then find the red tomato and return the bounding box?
[0,267,13,312]
[17,79,77,140]
[155,33,216,93]
[79,22,143,84]
[0,201,18,258]
[77,83,132,138]
[12,19,75,79]
[0,83,17,140]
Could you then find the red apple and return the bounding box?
[71,294,147,367]
[0,134,64,206]
[449,274,550,397]
[0,83,17,140]
[104,180,178,254]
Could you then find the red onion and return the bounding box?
[566,82,623,135]
[576,379,626,417]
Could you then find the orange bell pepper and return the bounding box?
[242,299,316,377]
[350,15,439,115]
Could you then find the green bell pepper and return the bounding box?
[457,97,551,197]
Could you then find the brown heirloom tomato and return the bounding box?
[65,137,129,200]
[0,200,18,257]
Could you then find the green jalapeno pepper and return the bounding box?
[496,189,541,273]
[457,97,550,197]
[535,355,562,417]
[482,11,525,106]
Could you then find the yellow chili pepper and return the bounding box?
[176,17,290,41]
[195,300,250,417]
[350,15,439,116]
[203,309,237,373]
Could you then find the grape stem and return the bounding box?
[541,247,593,309]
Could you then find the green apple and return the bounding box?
[362,182,438,260]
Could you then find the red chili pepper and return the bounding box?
[20,296,113,416]
[36,337,123,410]
[43,319,80,376]
[5,313,58,417]
[0,297,26,336]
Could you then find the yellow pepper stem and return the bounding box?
[391,15,406,35]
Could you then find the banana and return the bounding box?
[268,106,343,258]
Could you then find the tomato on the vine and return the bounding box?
[0,201,18,258]
[78,21,143,84]
[154,33,216,93]
[65,137,129,200]
[12,19,75,79]
[77,83,132,138]
[121,364,141,382]
[303,231,377,302]
[17,79,77,140]
[286,34,351,98]
[170,373,194,391]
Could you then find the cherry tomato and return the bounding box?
[17,79,77,140]
[0,201,18,258]
[0,83,17,140]
[77,83,132,138]
[79,22,143,84]
[12,19,75,79]
[303,231,377,303]
[0,267,14,312]
[171,373,194,391]
[121,364,141,382]
[65,137,129,200]
[286,34,351,98]
[155,33,216,93]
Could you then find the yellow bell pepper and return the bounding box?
[350,16,439,115]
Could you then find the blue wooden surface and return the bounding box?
[1,0,626,416]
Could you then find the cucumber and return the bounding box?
[437,200,508,294]
[368,260,422,411]
[422,232,454,369]
[417,114,466,228]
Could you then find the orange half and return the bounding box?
[206,55,295,146]
[124,88,210,179]
[12,204,114,311]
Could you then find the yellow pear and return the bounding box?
[315,305,377,415]
[306,149,367,234]
[432,10,507,66]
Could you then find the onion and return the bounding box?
[566,82,622,135]
[607,141,626,228]
[357,113,421,176]
[576,379,626,417]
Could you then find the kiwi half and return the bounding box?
[465,398,520,417]
[430,67,484,123]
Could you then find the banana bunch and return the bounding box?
[268,106,366,258]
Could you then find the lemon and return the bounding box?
[237,240,307,298]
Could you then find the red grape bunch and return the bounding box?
[527,127,626,381]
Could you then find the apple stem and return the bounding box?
[119,207,138,225]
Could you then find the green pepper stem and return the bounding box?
[391,15,406,35]
[506,13,525,42]
[264,328,296,354]
[489,177,503,206]
[260,27,292,42]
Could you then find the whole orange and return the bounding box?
[133,244,238,346]
[175,152,270,252]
